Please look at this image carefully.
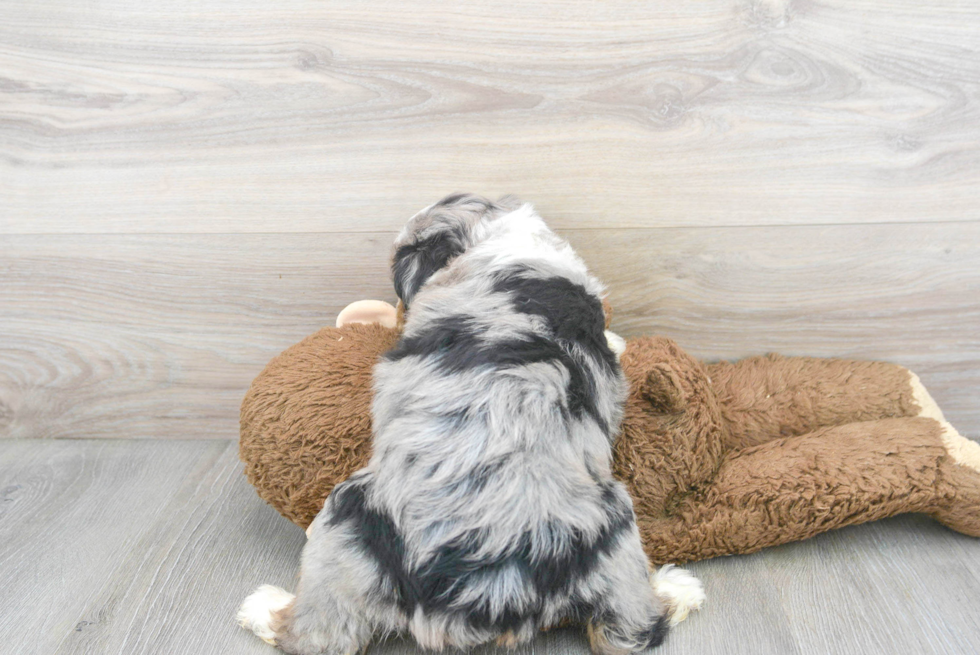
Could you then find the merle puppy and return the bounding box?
[239,194,704,654]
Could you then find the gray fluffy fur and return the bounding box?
[245,194,671,655]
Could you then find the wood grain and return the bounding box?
[49,442,307,655]
[0,439,235,655]
[2,0,979,233]
[2,222,978,440]
[769,515,980,654]
[0,232,394,439]
[2,439,978,655]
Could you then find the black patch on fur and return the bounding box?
[392,225,468,308]
[466,604,528,633]
[640,613,670,649]
[566,596,600,625]
[492,270,617,372]
[420,494,635,629]
[386,315,610,432]
[327,476,634,632]
[327,480,416,603]
[598,479,620,508]
[384,315,482,368]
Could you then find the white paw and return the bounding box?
[237,584,295,645]
[940,421,980,473]
[605,330,627,358]
[651,565,706,626]
[909,371,946,422]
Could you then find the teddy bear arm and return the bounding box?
[636,416,955,565]
[705,355,921,450]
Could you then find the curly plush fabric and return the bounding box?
[240,324,980,564]
[240,324,398,527]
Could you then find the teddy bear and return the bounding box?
[239,300,980,565]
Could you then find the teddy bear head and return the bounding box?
[613,336,729,517]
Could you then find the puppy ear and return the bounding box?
[393,193,508,307]
[391,227,467,307]
[641,363,687,414]
[392,193,502,307]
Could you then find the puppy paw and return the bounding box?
[651,565,705,626]
[237,584,295,645]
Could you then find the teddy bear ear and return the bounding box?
[641,363,688,414]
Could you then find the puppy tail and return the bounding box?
[651,565,706,626]
[237,584,295,645]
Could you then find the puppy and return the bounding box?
[239,194,704,654]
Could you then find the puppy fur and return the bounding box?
[239,194,701,654]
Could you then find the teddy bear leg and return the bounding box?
[636,417,953,565]
[930,420,980,537]
[907,372,946,422]
[705,355,926,450]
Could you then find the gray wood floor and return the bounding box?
[2,439,978,655]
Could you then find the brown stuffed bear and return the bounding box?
[239,302,980,565]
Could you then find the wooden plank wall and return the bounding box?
[2,0,979,439]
